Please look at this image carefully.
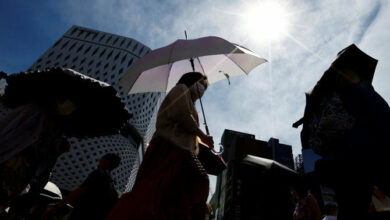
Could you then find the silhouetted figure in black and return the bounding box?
[301,44,390,220]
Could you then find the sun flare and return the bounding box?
[243,2,289,41]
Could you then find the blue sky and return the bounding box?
[2,0,390,194]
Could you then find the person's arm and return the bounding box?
[194,128,214,149]
[307,194,322,220]
[58,186,87,208]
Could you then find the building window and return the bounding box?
[127,40,132,48]
[61,41,69,49]
[114,52,120,61]
[113,37,119,45]
[133,43,138,51]
[69,42,77,50]
[128,58,133,67]
[85,32,91,39]
[92,33,98,40]
[77,30,84,37]
[120,39,125,47]
[84,46,91,54]
[99,34,105,42]
[92,47,99,56]
[77,45,84,52]
[121,55,127,64]
[106,36,112,44]
[99,49,106,58]
[107,50,113,59]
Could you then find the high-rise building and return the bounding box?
[268,138,295,170]
[27,25,162,193]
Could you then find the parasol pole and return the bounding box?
[189,57,210,135]
[197,84,210,135]
[185,30,210,135]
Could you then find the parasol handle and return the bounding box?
[196,83,224,155]
[196,83,209,135]
[190,58,195,72]
[192,61,223,155]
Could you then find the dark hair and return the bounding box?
[177,72,207,88]
[102,153,121,170]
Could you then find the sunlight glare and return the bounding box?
[243,2,289,41]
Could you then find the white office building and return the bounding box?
[27,25,162,193]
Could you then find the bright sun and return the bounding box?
[243,2,289,41]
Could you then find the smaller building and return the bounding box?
[221,129,255,162]
[269,138,295,170]
[213,129,297,219]
[221,129,294,169]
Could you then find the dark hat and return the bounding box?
[332,44,378,82]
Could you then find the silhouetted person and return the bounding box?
[43,153,121,220]
[0,98,76,213]
[291,180,322,220]
[301,44,390,219]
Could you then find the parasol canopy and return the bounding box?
[1,68,131,138]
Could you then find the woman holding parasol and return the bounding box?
[107,72,214,220]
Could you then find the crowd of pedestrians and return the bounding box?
[1,43,390,220]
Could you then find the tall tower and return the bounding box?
[28,25,162,193]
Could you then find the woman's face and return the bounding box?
[191,78,208,100]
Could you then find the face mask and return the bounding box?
[191,82,206,98]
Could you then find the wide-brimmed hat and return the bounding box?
[331,44,378,82]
